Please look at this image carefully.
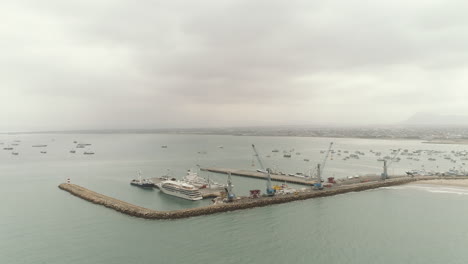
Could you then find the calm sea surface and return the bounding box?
[2,134,468,264]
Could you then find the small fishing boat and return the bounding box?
[130,171,155,188]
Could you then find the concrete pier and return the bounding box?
[199,187,224,198]
[58,175,453,220]
[201,168,315,185]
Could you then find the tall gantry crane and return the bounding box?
[226,172,236,202]
[381,149,400,180]
[315,142,334,189]
[251,144,275,196]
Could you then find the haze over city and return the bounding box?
[2,0,468,132]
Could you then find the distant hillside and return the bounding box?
[402,113,468,126]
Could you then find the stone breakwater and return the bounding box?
[59,176,449,220]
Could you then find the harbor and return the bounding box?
[99,141,468,212]
[58,175,462,220]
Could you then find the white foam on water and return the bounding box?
[424,187,468,196]
[381,186,408,190]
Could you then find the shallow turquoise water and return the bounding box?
[2,134,468,263]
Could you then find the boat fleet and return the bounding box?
[1,140,95,156]
[1,140,20,155]
[262,146,468,178]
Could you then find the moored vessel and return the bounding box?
[130,171,155,188]
[157,181,203,200]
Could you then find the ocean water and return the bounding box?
[2,134,468,264]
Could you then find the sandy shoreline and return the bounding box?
[413,179,468,188]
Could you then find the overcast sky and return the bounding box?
[2,0,468,132]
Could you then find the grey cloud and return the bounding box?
[2,0,468,131]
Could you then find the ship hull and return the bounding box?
[158,184,203,201]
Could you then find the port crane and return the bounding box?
[381,149,400,180]
[226,172,236,202]
[251,144,275,196]
[315,142,334,189]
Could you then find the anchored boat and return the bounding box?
[130,171,155,188]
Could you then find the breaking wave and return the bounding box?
[383,185,468,195]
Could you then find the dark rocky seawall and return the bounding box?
[58,176,447,220]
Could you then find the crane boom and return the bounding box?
[382,149,400,179]
[320,142,334,178]
[252,144,266,171]
[251,144,275,195]
[387,149,400,167]
[314,142,333,190]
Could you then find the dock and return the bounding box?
[199,187,225,198]
[201,168,315,185]
[58,175,454,220]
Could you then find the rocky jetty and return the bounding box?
[59,176,450,220]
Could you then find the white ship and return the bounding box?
[157,181,203,201]
[182,170,225,189]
